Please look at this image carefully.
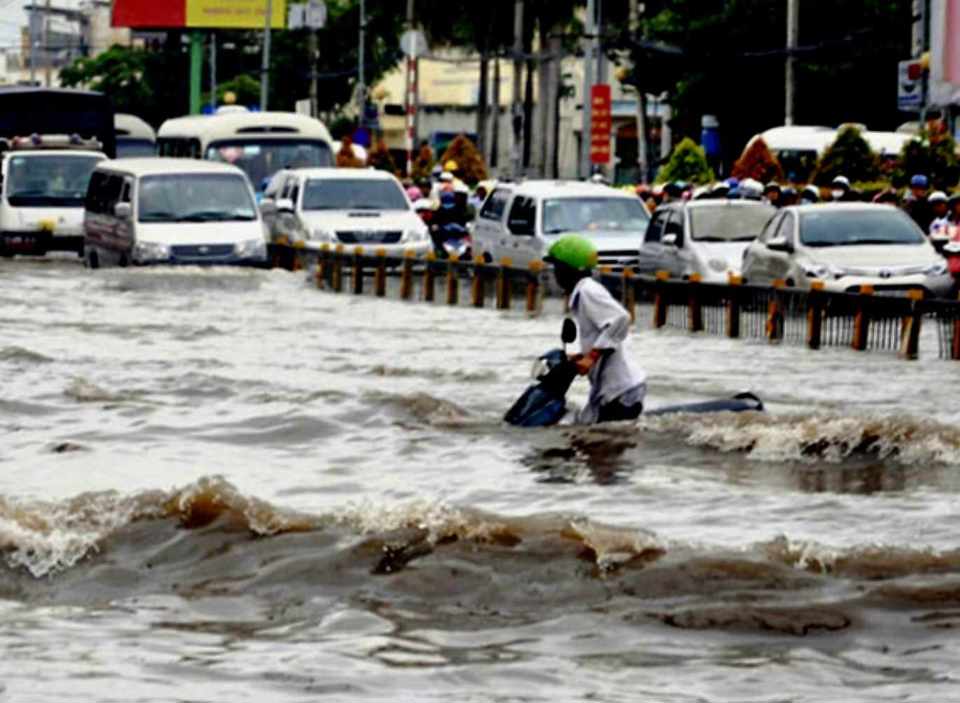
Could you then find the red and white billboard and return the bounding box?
[930,0,960,106]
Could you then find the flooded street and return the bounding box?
[2,258,960,702]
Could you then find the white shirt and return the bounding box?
[569,277,647,423]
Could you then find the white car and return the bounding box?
[83,158,268,268]
[473,180,650,269]
[260,168,431,256]
[637,200,775,282]
[1,141,106,256]
[742,203,952,297]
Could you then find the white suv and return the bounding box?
[260,168,431,256]
[473,180,650,269]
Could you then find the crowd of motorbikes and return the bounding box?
[412,188,473,261]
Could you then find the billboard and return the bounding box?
[113,0,286,29]
[930,0,960,106]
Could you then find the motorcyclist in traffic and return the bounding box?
[430,191,469,257]
[544,235,647,424]
[903,174,934,232]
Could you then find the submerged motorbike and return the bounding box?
[505,320,763,427]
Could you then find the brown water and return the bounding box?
[2,258,960,702]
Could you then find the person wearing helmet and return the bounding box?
[543,235,647,424]
[948,193,960,225]
[429,190,468,253]
[763,182,782,207]
[800,184,820,204]
[904,174,934,232]
[780,186,798,207]
[928,191,950,237]
[739,179,764,201]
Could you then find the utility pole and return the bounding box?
[911,0,926,58]
[511,0,524,179]
[785,0,799,126]
[404,0,417,174]
[43,0,51,88]
[579,0,596,179]
[260,0,273,111]
[209,33,217,111]
[358,0,366,124]
[629,0,648,183]
[308,28,319,117]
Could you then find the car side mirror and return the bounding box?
[561,318,577,344]
[260,198,277,215]
[114,202,132,220]
[662,232,678,247]
[276,198,295,213]
[766,237,794,253]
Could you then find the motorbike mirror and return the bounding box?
[561,318,577,345]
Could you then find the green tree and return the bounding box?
[657,137,715,184]
[813,125,880,184]
[895,131,960,190]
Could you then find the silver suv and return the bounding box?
[473,180,650,269]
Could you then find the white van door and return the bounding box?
[504,196,539,268]
[474,187,512,262]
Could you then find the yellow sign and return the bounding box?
[186,0,286,29]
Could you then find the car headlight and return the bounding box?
[133,241,170,262]
[802,263,830,279]
[234,238,267,260]
[310,228,335,243]
[404,227,428,243]
[924,262,948,276]
[708,257,727,273]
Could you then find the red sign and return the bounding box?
[113,0,285,29]
[589,84,612,165]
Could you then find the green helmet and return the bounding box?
[545,235,598,271]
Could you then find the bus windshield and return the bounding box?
[116,139,156,158]
[5,153,104,207]
[205,140,333,191]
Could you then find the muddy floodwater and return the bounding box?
[2,258,960,702]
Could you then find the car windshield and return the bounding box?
[205,140,333,192]
[302,178,409,211]
[5,154,103,207]
[542,197,650,235]
[689,204,774,242]
[138,174,257,223]
[800,209,925,247]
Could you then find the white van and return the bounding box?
[473,180,651,270]
[114,113,156,158]
[83,158,268,268]
[0,135,106,256]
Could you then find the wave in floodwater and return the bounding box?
[2,477,960,639]
[632,409,960,466]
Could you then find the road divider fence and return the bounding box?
[270,243,960,361]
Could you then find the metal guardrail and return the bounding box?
[268,242,960,362]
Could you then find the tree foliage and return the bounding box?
[657,137,715,184]
[731,137,783,183]
[895,130,960,189]
[440,135,488,185]
[813,125,880,184]
[615,0,914,167]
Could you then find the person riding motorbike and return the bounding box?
[429,191,470,257]
[544,235,647,424]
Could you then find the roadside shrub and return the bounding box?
[894,130,960,190]
[656,137,715,184]
[731,137,784,184]
[813,125,881,185]
[439,134,488,185]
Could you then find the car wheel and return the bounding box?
[85,249,100,270]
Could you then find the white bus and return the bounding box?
[157,110,335,194]
[115,113,156,158]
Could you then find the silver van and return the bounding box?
[83,158,268,268]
